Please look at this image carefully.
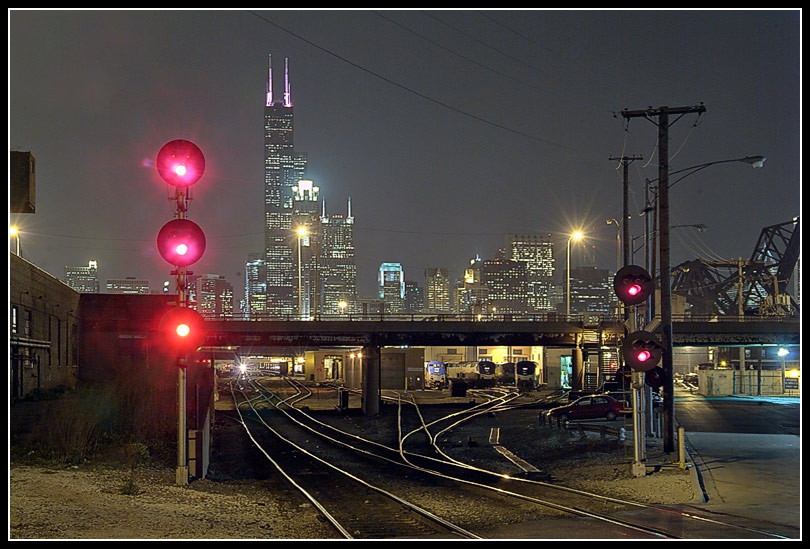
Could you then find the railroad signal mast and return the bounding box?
[614,265,662,477]
[155,139,207,486]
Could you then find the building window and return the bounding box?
[11,305,18,335]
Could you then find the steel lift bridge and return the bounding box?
[671,218,800,318]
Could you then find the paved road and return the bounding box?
[676,390,800,538]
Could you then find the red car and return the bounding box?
[543,394,627,422]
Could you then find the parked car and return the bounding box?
[542,394,627,423]
[601,389,663,408]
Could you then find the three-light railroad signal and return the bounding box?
[155,139,207,364]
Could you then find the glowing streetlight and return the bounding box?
[566,230,584,318]
[10,226,20,255]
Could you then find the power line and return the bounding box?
[248,11,575,152]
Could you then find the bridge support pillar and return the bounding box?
[361,346,381,416]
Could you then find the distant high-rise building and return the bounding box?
[566,265,613,317]
[319,199,358,315]
[403,281,424,314]
[264,54,307,317]
[454,255,487,315]
[195,274,234,319]
[379,262,405,314]
[293,180,321,319]
[507,233,556,312]
[106,277,150,294]
[244,253,268,320]
[424,268,451,312]
[64,260,99,293]
[482,257,528,315]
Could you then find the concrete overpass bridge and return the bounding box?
[201,315,799,349]
[201,315,798,415]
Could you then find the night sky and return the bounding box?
[9,10,801,304]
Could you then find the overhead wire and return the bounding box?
[248,10,574,152]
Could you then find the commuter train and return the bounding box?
[445,360,497,388]
[495,362,516,385]
[515,360,538,390]
[425,361,447,389]
[493,361,537,389]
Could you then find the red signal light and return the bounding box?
[613,265,654,306]
[156,139,205,188]
[622,330,663,371]
[636,349,652,362]
[157,218,206,267]
[159,307,205,357]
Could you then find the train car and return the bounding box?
[425,361,447,389]
[446,361,498,388]
[515,360,538,390]
[495,362,516,385]
[446,361,479,381]
[477,360,497,388]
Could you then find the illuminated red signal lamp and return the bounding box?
[613,265,654,306]
[159,307,206,357]
[156,139,205,187]
[157,218,206,267]
[622,330,663,372]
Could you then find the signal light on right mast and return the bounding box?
[622,330,663,372]
[613,265,654,306]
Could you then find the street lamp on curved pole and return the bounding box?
[606,218,621,273]
[656,154,766,454]
[566,230,584,319]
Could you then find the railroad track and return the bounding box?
[226,377,791,539]
[229,381,480,539]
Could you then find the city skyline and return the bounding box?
[9,10,801,307]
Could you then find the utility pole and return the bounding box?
[609,154,643,273]
[620,104,706,454]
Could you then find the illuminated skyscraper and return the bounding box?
[379,262,405,314]
[425,268,451,312]
[507,233,556,312]
[65,260,99,293]
[320,198,358,315]
[195,274,234,319]
[293,180,321,319]
[482,257,528,314]
[244,253,268,320]
[264,54,307,316]
[106,277,150,294]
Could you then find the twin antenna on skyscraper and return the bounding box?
[266,54,292,108]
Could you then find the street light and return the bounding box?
[606,219,621,273]
[566,230,584,318]
[656,154,765,453]
[10,226,20,255]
